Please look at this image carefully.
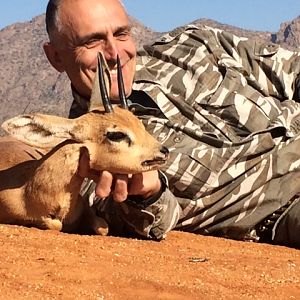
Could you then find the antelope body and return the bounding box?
[0,53,168,234]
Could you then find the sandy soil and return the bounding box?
[0,225,299,300]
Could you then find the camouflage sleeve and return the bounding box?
[80,173,181,240]
[131,25,300,242]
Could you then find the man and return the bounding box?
[44,0,300,247]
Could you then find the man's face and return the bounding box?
[47,0,136,101]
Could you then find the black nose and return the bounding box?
[160,146,169,155]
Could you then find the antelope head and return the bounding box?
[1,53,169,174]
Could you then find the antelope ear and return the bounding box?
[89,52,111,111]
[1,114,77,149]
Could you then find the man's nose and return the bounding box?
[104,36,118,61]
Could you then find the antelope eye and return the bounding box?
[106,131,129,143]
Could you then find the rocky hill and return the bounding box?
[0,14,300,135]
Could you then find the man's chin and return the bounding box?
[109,90,121,103]
[110,87,132,102]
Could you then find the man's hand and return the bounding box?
[77,148,162,202]
[95,170,161,202]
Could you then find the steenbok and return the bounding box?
[0,53,168,235]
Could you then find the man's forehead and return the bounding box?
[59,0,128,31]
[59,0,125,17]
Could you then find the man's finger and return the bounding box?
[95,171,113,198]
[128,173,144,195]
[128,171,161,198]
[112,174,129,202]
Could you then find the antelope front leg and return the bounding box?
[75,195,109,235]
[92,215,109,236]
[82,203,109,236]
[37,216,63,231]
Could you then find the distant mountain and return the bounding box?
[1,14,300,135]
[275,16,300,49]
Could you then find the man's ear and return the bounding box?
[43,42,65,73]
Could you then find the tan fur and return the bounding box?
[0,106,168,235]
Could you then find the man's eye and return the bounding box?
[116,31,130,41]
[85,39,101,48]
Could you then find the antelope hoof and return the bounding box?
[40,217,63,231]
[93,217,109,236]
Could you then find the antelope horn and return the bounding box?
[98,52,113,113]
[117,55,129,110]
[89,52,112,112]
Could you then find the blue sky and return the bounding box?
[0,0,299,32]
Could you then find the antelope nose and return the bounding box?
[160,146,169,156]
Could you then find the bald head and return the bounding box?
[45,0,125,43]
[45,0,62,42]
[43,0,136,100]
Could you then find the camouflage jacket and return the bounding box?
[71,25,300,241]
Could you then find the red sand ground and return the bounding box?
[0,225,299,299]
